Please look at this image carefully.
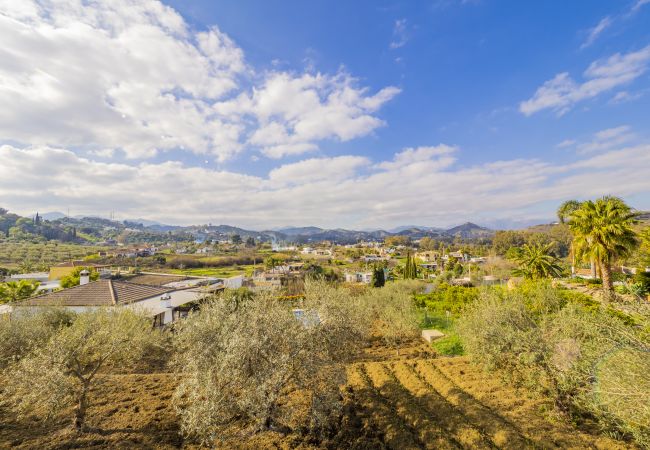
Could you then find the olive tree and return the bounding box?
[4,308,160,431]
[172,287,361,444]
[361,281,421,355]
[0,308,75,369]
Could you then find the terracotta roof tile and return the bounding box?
[18,280,172,307]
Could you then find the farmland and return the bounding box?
[0,242,106,271]
[0,338,628,449]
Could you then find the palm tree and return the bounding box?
[0,280,40,303]
[568,196,638,298]
[513,243,564,279]
[556,200,582,224]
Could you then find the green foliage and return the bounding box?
[263,255,284,270]
[384,235,411,247]
[60,267,100,288]
[557,199,582,224]
[0,279,40,303]
[172,284,361,442]
[402,251,418,279]
[414,283,478,314]
[432,334,464,356]
[0,242,105,270]
[0,308,75,368]
[4,309,160,431]
[457,282,650,446]
[569,196,638,294]
[512,243,564,280]
[370,265,385,287]
[492,230,526,256]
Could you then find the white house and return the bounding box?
[344,272,373,284]
[12,278,217,327]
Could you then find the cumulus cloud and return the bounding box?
[0,0,398,160]
[2,140,649,229]
[520,46,650,116]
[242,73,400,158]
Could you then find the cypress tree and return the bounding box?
[371,265,385,287]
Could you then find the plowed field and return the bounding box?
[0,340,634,449]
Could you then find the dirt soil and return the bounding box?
[0,339,636,449]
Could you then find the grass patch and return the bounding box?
[419,311,464,356]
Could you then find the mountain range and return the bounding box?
[14,211,498,244]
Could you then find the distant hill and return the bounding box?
[1,207,499,245]
[277,226,324,236]
[41,211,67,220]
[389,225,445,233]
[445,222,494,239]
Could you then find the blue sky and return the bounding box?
[0,0,649,229]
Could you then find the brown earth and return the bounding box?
[0,340,635,449]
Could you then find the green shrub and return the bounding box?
[432,334,464,356]
[414,283,479,314]
[457,281,650,446]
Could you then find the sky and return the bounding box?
[0,0,649,230]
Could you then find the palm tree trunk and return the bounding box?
[590,258,597,279]
[601,261,614,299]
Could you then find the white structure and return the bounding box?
[12,279,216,327]
[301,247,332,256]
[344,272,373,284]
[9,272,49,283]
[223,275,244,289]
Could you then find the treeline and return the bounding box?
[0,209,79,243]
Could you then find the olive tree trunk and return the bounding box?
[73,382,90,432]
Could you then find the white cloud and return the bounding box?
[610,90,644,103]
[243,72,400,158]
[269,156,370,185]
[390,19,409,49]
[0,0,398,161]
[376,145,456,170]
[581,16,611,49]
[557,139,576,148]
[631,0,650,13]
[576,125,636,154]
[3,139,648,229]
[520,46,650,116]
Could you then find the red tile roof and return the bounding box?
[18,280,172,307]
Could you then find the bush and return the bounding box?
[413,283,478,314]
[457,282,650,446]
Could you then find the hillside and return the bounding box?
[0,207,497,245]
